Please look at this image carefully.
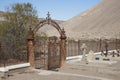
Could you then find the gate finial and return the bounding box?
[46,12,51,20]
[46,12,51,24]
[47,12,50,19]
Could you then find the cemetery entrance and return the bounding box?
[34,37,60,70]
[27,12,66,70]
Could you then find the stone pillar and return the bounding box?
[60,28,66,67]
[27,28,35,68]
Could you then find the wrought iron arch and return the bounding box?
[33,12,62,35]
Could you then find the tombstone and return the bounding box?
[81,43,88,64]
[95,54,99,60]
[117,49,120,57]
[112,51,115,57]
[87,50,95,62]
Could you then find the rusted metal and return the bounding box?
[60,28,66,67]
[99,38,102,52]
[34,37,61,69]
[78,40,80,55]
[104,40,108,57]
[115,39,118,50]
[34,39,48,69]
[27,12,67,69]
[27,27,35,68]
[48,37,60,69]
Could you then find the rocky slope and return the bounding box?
[61,0,120,40]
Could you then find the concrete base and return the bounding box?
[0,63,30,79]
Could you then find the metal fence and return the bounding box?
[0,37,120,67]
[66,39,120,57]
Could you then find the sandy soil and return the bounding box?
[1,56,119,80]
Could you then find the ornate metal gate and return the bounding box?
[34,38,48,69]
[34,37,60,69]
[27,12,66,69]
[48,37,60,69]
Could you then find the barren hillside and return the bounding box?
[61,0,120,40]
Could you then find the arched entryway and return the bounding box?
[27,12,66,69]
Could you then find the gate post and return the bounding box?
[27,28,35,68]
[60,28,67,67]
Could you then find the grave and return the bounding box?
[87,50,95,62]
[80,43,88,64]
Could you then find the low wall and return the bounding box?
[0,63,30,78]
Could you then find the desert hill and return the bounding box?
[61,0,120,40]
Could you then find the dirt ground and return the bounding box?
[2,56,120,80]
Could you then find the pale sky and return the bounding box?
[0,0,101,20]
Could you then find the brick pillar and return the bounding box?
[60,28,66,67]
[27,28,35,68]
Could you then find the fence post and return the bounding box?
[78,40,80,55]
[60,28,66,67]
[99,38,102,52]
[27,28,35,68]
[115,39,118,50]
